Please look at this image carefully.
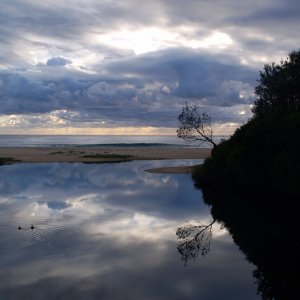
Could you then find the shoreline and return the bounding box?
[144,165,197,174]
[0,147,211,169]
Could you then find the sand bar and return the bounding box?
[0,147,211,164]
[144,166,196,174]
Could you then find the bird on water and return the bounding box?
[17,225,35,230]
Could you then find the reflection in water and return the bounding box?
[176,219,216,266]
[198,185,299,300]
[0,161,259,300]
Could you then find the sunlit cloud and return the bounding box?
[96,27,177,55]
[190,32,233,49]
[0,0,299,134]
[95,27,233,55]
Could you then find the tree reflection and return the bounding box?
[176,219,215,266]
[195,185,299,300]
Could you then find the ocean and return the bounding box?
[0,135,228,148]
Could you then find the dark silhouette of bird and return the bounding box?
[18,226,22,230]
[30,224,35,230]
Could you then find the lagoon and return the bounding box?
[0,160,259,299]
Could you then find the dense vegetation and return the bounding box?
[193,50,300,198]
[192,50,300,300]
[0,157,18,165]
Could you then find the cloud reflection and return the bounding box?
[0,161,259,299]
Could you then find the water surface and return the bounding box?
[0,160,258,299]
[0,134,228,148]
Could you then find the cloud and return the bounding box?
[0,52,255,131]
[0,0,299,132]
[46,57,72,66]
[0,48,257,128]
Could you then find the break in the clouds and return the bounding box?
[0,0,299,134]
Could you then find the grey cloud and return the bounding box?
[106,48,257,103]
[1,0,299,65]
[157,0,300,62]
[46,57,72,66]
[0,48,257,126]
[206,105,253,124]
[233,1,300,26]
[0,0,299,129]
[0,0,162,49]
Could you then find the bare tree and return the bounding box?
[177,102,217,148]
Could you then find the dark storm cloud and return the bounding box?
[0,0,299,128]
[0,48,256,127]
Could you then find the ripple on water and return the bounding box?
[0,220,84,267]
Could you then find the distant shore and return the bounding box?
[0,147,211,173]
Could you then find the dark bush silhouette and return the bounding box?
[193,110,300,197]
[193,50,300,197]
[253,50,300,117]
[192,50,300,299]
[196,185,299,300]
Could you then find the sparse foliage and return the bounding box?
[177,102,217,148]
[176,219,215,266]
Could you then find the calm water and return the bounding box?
[0,160,259,300]
[0,135,228,148]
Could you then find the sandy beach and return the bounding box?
[0,147,211,165]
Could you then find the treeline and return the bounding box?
[192,50,300,300]
[193,50,300,198]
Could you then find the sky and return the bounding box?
[0,0,299,135]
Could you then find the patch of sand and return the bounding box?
[144,166,196,174]
[0,147,211,163]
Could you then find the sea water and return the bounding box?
[0,135,228,148]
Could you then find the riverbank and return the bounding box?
[0,147,211,172]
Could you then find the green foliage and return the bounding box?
[0,157,17,165]
[253,50,300,116]
[194,50,300,198]
[195,111,300,197]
